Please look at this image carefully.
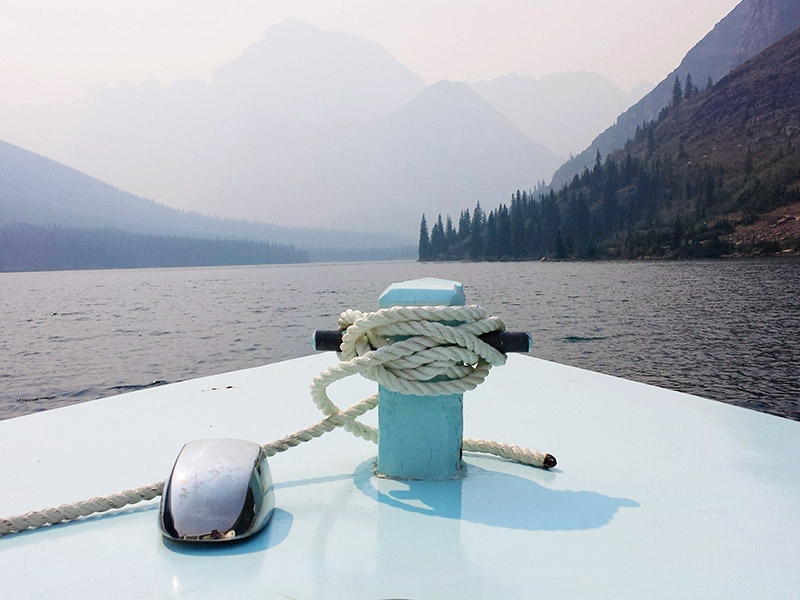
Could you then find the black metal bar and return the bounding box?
[313,329,531,353]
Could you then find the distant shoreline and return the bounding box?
[418,250,799,264]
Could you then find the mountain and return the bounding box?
[0,78,219,209]
[624,26,800,175]
[0,20,556,236]
[470,71,631,159]
[421,26,800,260]
[614,24,800,255]
[627,81,655,105]
[210,19,427,128]
[0,139,411,256]
[0,20,428,222]
[198,81,564,234]
[550,0,800,188]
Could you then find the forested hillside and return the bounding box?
[0,138,411,262]
[0,224,308,272]
[419,26,800,261]
[550,0,800,188]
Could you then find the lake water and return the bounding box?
[1,259,798,421]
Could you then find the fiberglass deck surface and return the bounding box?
[2,354,799,599]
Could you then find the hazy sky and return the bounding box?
[1,0,742,107]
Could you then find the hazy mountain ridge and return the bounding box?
[0,20,429,218]
[323,80,563,231]
[202,80,563,234]
[627,81,655,105]
[0,139,411,255]
[0,19,607,236]
[470,71,633,158]
[550,0,800,188]
[210,19,427,128]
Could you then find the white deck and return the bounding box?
[2,353,799,599]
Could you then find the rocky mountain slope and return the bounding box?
[550,0,800,188]
[617,24,800,254]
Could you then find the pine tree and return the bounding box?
[470,202,484,259]
[497,204,512,258]
[430,214,446,258]
[445,215,456,246]
[745,146,754,177]
[555,232,567,259]
[485,212,498,260]
[458,209,471,240]
[418,214,430,260]
[601,186,619,236]
[526,198,542,258]
[672,75,683,108]
[540,190,561,256]
[510,192,525,258]
[684,73,694,99]
[565,191,592,256]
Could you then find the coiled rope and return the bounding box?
[1,305,553,536]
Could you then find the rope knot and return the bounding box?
[308,304,508,446]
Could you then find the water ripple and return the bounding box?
[1,259,798,421]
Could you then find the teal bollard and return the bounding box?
[376,277,466,480]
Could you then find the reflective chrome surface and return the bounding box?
[160,438,275,542]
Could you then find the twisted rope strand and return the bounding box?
[1,305,554,537]
[0,482,165,536]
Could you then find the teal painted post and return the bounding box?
[377,277,466,480]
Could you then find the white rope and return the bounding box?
[0,482,165,535]
[0,305,553,537]
[310,305,552,467]
[0,395,380,536]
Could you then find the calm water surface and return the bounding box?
[1,259,798,420]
